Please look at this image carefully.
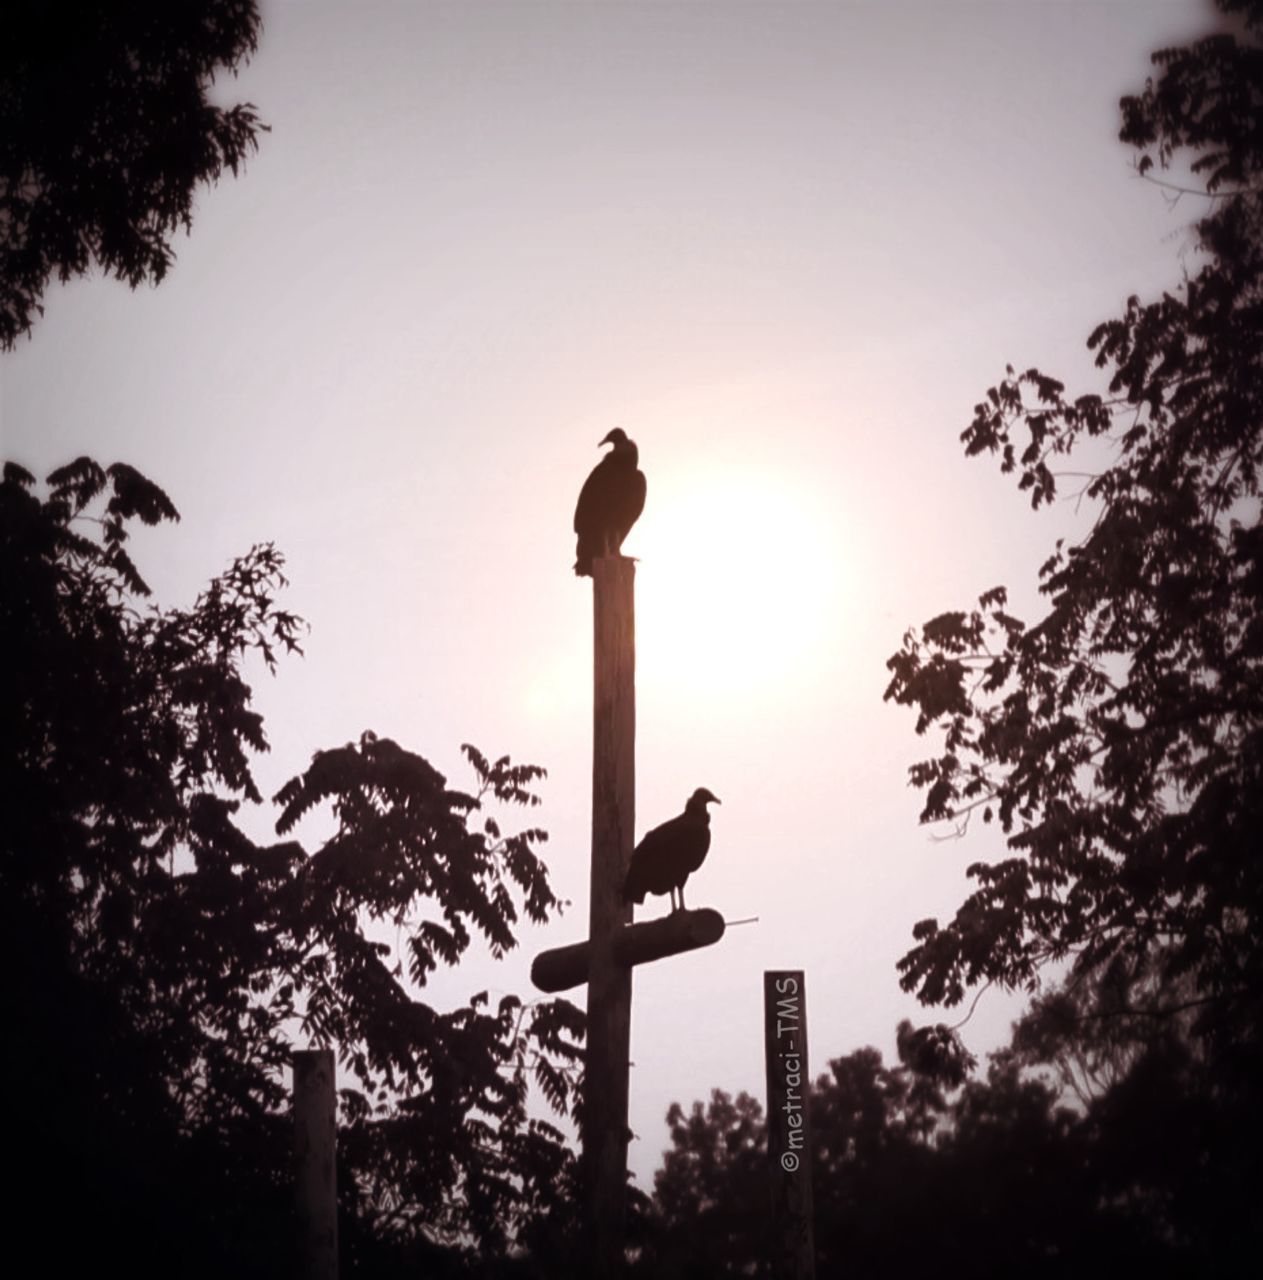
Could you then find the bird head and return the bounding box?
[688,787,721,810]
[599,427,631,450]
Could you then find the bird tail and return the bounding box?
[574,537,596,577]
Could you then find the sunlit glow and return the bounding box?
[633,467,847,711]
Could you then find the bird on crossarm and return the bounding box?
[623,788,721,914]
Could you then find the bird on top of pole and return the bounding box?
[624,788,721,913]
[572,427,646,575]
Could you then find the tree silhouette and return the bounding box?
[636,1088,768,1277]
[1,458,583,1274]
[639,1010,1247,1279]
[883,0,1263,1051]
[1005,951,1263,1271]
[880,9,1263,1266]
[635,8,1263,1277]
[0,0,266,347]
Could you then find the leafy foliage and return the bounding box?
[2,459,583,1273]
[637,1088,767,1276]
[0,0,266,347]
[633,1025,974,1278]
[635,10,1263,1276]
[639,1002,1262,1278]
[636,1024,1081,1280]
[883,1,1263,1044]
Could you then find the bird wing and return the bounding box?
[617,469,647,542]
[624,812,688,900]
[681,824,711,877]
[573,455,613,536]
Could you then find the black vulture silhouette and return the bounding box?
[573,428,646,576]
[623,788,721,912]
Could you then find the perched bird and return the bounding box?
[572,428,646,576]
[623,788,721,912]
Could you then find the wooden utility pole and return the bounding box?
[532,551,727,1270]
[764,970,816,1280]
[294,1048,338,1280]
[584,553,636,1274]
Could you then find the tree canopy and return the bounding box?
[636,1022,1096,1280]
[883,0,1263,1052]
[0,0,266,348]
[1,457,583,1274]
[639,990,1263,1278]
[635,8,1263,1274]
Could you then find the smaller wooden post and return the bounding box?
[764,971,815,1280]
[294,1049,338,1280]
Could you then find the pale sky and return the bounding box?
[1,0,1219,1188]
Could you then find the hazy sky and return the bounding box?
[2,0,1220,1187]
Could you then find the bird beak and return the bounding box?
[599,430,617,446]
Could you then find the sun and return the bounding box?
[632,466,846,712]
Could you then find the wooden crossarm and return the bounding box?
[531,907,725,993]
